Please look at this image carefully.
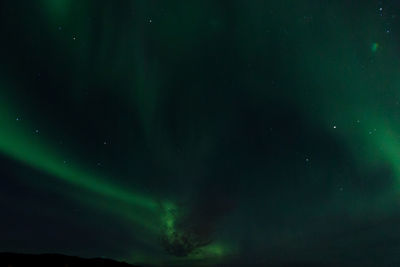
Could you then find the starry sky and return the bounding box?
[1,0,400,266]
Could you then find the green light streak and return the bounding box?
[162,201,178,239]
[0,81,233,263]
[0,82,159,230]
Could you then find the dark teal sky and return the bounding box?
[1,1,400,266]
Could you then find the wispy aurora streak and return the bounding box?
[14,1,400,265]
[0,81,158,218]
[0,80,233,263]
[0,0,235,262]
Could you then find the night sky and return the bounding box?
[1,0,400,266]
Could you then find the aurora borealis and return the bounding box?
[2,0,400,266]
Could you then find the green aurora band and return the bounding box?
[0,79,234,264]
[2,0,400,265]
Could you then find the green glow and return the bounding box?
[6,2,399,264]
[371,42,379,52]
[162,201,178,238]
[171,242,235,265]
[0,82,231,262]
[189,243,230,259]
[291,7,400,210]
[0,82,160,232]
[42,0,71,22]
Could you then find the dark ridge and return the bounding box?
[0,253,139,267]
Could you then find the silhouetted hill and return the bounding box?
[0,253,139,267]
